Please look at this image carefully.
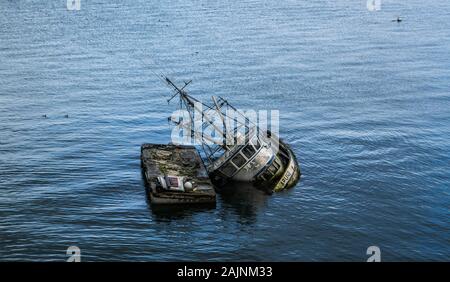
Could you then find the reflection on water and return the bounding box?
[218,183,269,225]
[150,204,216,223]
[147,181,268,225]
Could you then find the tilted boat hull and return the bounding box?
[158,76,301,193]
[209,137,301,193]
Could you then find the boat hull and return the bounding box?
[272,139,301,191]
[209,138,300,193]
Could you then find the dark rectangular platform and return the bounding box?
[141,144,216,205]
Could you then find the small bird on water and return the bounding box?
[392,16,403,23]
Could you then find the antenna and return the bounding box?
[166,78,192,103]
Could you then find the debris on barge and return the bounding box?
[160,77,301,193]
[141,144,216,205]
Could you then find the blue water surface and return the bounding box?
[0,0,449,261]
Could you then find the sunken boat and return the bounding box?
[162,77,301,193]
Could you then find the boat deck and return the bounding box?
[141,144,216,205]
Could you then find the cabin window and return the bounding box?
[231,153,246,168]
[221,162,237,177]
[262,169,273,180]
[268,165,277,175]
[253,139,261,150]
[242,145,256,159]
[268,159,281,175]
[272,159,280,171]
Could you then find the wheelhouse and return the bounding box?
[217,136,263,178]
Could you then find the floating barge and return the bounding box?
[141,144,216,205]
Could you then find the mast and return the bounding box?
[161,76,263,165]
[163,77,230,163]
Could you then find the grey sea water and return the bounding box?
[0,0,449,261]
